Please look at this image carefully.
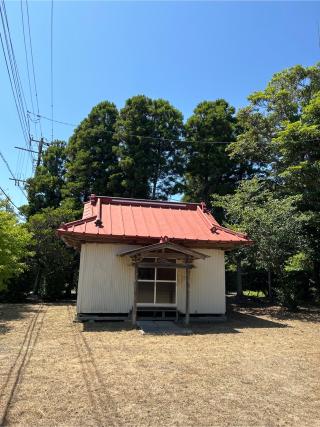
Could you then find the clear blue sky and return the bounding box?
[1,0,319,208]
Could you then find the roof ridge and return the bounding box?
[87,194,200,210]
[58,215,97,230]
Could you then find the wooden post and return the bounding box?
[268,270,272,300]
[132,261,138,326]
[185,265,190,325]
[236,258,243,297]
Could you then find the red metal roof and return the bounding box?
[57,195,251,249]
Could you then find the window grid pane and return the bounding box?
[137,257,177,305]
[137,282,155,303]
[156,282,176,304]
[156,267,176,281]
[138,267,155,280]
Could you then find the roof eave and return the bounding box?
[57,229,252,249]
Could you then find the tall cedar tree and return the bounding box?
[184,99,241,207]
[113,95,184,199]
[23,140,67,218]
[63,101,119,210]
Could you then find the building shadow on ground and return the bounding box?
[81,311,288,335]
[227,294,320,324]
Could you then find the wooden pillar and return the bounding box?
[132,261,138,326]
[268,270,272,299]
[185,265,190,325]
[236,258,243,297]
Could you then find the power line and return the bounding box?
[0,30,29,143]
[26,111,320,147]
[50,0,53,143]
[0,0,39,184]
[0,185,21,212]
[1,1,29,117]
[20,0,35,120]
[25,0,42,136]
[0,1,29,132]
[0,2,30,146]
[28,111,77,127]
[0,150,27,198]
[26,112,233,145]
[0,149,16,178]
[0,0,37,177]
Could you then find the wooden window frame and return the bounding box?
[137,258,177,306]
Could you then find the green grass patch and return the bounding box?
[243,290,266,298]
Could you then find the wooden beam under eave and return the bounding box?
[132,262,194,269]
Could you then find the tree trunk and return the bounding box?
[268,270,272,299]
[33,267,42,296]
[236,258,243,297]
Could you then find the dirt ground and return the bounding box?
[0,302,319,427]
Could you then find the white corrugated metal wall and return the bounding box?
[77,243,139,313]
[177,249,226,314]
[77,243,226,314]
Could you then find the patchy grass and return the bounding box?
[243,290,266,297]
[0,303,319,426]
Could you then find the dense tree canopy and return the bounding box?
[0,201,32,291]
[227,63,320,296]
[63,101,119,210]
[26,207,78,299]
[184,99,244,206]
[228,64,320,176]
[113,95,185,199]
[23,140,67,218]
[213,179,304,277]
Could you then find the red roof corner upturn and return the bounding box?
[57,196,252,250]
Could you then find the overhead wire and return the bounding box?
[0,0,44,209]
[0,0,36,187]
[25,0,42,137]
[26,111,320,147]
[0,150,27,198]
[50,0,53,143]
[20,0,36,134]
[0,1,29,135]
[0,5,30,147]
[26,112,233,145]
[0,185,23,215]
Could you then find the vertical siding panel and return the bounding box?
[77,243,138,314]
[177,249,225,314]
[77,243,87,313]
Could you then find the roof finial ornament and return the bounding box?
[210,225,217,234]
[159,235,169,243]
[200,201,207,212]
[90,194,97,205]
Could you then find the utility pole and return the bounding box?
[9,177,27,186]
[14,136,48,179]
[36,137,43,168]
[30,137,48,168]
